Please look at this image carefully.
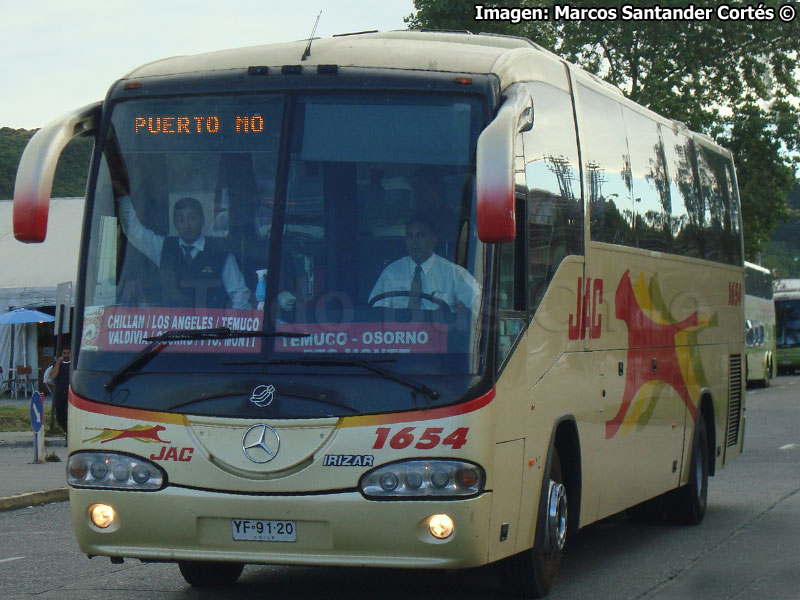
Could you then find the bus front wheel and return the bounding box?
[501,449,566,598]
[178,561,244,587]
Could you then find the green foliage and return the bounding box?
[407,0,800,258]
[0,127,35,199]
[0,128,92,199]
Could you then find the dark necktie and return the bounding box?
[182,245,194,262]
[408,265,422,309]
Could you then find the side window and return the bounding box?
[695,144,740,264]
[725,161,743,265]
[578,84,634,246]
[523,82,582,311]
[496,137,528,370]
[622,107,671,253]
[661,125,702,259]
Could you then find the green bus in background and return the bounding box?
[774,278,800,375]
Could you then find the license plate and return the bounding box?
[231,519,296,542]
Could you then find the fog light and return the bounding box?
[428,514,454,539]
[89,504,116,529]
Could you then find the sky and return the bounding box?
[0,0,417,130]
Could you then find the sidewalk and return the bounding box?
[0,431,69,511]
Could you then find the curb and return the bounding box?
[0,488,69,512]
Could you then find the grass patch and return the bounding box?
[0,405,65,435]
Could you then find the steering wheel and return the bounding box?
[368,291,451,313]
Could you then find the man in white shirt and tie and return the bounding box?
[369,214,481,312]
[117,195,252,309]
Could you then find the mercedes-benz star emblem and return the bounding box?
[250,384,276,407]
[242,424,280,464]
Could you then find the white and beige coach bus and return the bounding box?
[14,31,745,597]
[744,261,775,386]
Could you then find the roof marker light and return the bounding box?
[317,64,338,74]
[453,77,473,85]
[123,82,142,90]
[248,66,269,76]
[282,65,302,75]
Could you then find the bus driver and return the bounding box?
[369,214,481,312]
[117,195,252,309]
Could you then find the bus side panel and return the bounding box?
[584,244,743,519]
[487,439,524,561]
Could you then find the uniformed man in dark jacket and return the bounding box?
[117,195,252,309]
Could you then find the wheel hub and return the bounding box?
[546,480,568,552]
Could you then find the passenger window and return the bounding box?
[726,161,743,265]
[696,145,739,264]
[661,126,703,259]
[523,82,582,311]
[622,108,671,252]
[578,84,634,246]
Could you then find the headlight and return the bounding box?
[67,452,166,491]
[359,459,484,499]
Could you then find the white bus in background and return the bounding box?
[744,262,775,386]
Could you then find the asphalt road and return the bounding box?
[1,376,799,599]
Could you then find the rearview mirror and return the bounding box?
[14,102,101,243]
[475,84,533,243]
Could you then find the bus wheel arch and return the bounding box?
[500,417,582,598]
[667,400,712,525]
[698,393,716,477]
[552,418,582,539]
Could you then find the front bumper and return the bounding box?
[70,486,492,569]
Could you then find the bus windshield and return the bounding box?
[776,298,800,349]
[78,92,488,380]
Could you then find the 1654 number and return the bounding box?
[372,426,469,450]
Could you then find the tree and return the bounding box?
[407,0,800,258]
[0,128,92,199]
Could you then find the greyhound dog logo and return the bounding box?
[250,384,276,407]
[83,424,170,444]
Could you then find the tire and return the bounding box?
[501,449,566,598]
[667,411,708,525]
[178,561,244,587]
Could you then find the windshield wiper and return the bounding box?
[104,327,309,392]
[225,356,440,404]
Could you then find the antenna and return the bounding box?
[301,10,322,61]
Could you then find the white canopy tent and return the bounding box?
[0,197,83,386]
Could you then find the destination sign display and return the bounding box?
[134,115,265,135]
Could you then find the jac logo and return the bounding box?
[569,277,604,340]
[729,281,743,306]
[149,446,194,461]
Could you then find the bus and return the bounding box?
[744,262,775,386]
[13,31,745,597]
[774,279,800,374]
